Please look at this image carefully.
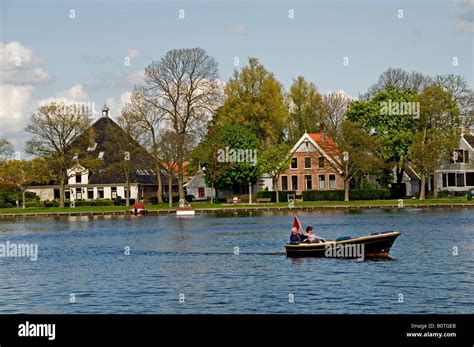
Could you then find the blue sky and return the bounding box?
[0,0,473,151]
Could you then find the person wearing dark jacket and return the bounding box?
[290,227,307,243]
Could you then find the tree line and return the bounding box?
[0,48,472,207]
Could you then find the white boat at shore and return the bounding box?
[176,199,195,216]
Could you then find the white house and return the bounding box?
[436,131,474,193]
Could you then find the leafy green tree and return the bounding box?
[193,124,259,198]
[287,76,324,142]
[410,86,461,200]
[347,88,418,184]
[25,102,93,208]
[326,121,383,201]
[191,126,230,203]
[0,158,52,209]
[214,58,287,146]
[258,143,293,203]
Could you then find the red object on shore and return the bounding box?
[130,203,147,216]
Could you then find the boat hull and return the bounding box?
[176,210,195,216]
[284,231,400,258]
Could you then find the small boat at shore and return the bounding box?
[284,231,401,258]
[130,203,147,216]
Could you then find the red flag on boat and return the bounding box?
[293,215,305,235]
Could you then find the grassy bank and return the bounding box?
[0,197,472,215]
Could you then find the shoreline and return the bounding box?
[1,203,473,218]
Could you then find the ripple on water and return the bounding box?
[0,209,472,313]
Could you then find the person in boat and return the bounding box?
[290,227,307,243]
[306,226,325,243]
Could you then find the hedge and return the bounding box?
[302,189,391,201]
[256,190,296,202]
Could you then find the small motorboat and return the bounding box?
[284,231,401,258]
[130,203,147,216]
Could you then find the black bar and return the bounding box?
[0,314,472,346]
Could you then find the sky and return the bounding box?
[0,0,473,153]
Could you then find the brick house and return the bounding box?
[278,132,344,196]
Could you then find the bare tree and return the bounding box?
[121,90,166,203]
[321,92,351,134]
[25,102,93,208]
[158,131,184,207]
[433,74,474,127]
[0,138,14,162]
[143,47,223,200]
[365,68,431,98]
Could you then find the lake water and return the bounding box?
[0,209,473,314]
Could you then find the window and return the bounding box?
[318,156,325,168]
[466,172,474,186]
[318,175,326,190]
[448,173,456,187]
[305,175,312,190]
[456,173,465,187]
[291,176,298,191]
[76,188,82,200]
[291,158,298,169]
[98,188,104,199]
[329,174,336,190]
[442,174,447,188]
[465,151,470,163]
[111,187,117,199]
[98,151,104,159]
[87,188,94,200]
[75,174,82,183]
[450,149,464,163]
[304,157,311,169]
[281,176,288,191]
[198,187,205,198]
[65,191,70,200]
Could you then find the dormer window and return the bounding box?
[98,151,104,159]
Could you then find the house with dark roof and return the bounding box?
[277,132,344,196]
[436,129,474,194]
[27,104,168,202]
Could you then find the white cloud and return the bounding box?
[325,89,357,100]
[121,69,145,86]
[39,84,90,105]
[126,48,140,59]
[105,91,132,118]
[0,84,38,151]
[0,41,51,84]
